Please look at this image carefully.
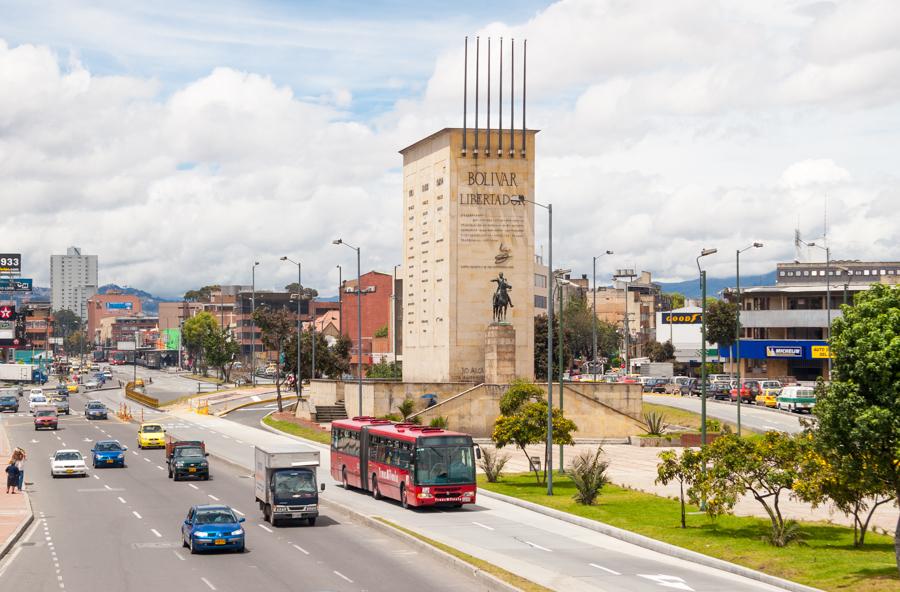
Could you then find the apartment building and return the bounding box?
[50,246,98,320]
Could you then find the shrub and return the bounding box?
[765,520,808,547]
[569,447,609,505]
[643,411,669,436]
[479,447,511,483]
[378,413,402,421]
[397,398,416,419]
[374,324,389,338]
[705,418,722,432]
[429,416,449,429]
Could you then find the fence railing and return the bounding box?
[125,382,160,408]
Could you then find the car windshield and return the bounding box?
[88,403,104,409]
[175,447,204,458]
[273,470,317,495]
[0,397,15,404]
[415,438,476,485]
[762,381,780,388]
[95,442,122,451]
[55,452,81,461]
[142,425,163,433]
[194,509,237,524]
[32,396,46,403]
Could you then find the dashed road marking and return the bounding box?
[471,521,494,530]
[200,577,217,590]
[132,511,142,519]
[208,495,219,501]
[333,571,353,583]
[291,543,309,555]
[118,497,127,504]
[232,508,245,516]
[173,550,185,561]
[188,484,199,490]
[150,528,162,538]
[93,475,100,480]
[590,563,621,575]
[524,541,552,552]
[156,466,165,471]
[144,458,151,463]
[258,524,273,533]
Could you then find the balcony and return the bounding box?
[739,309,843,329]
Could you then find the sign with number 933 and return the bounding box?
[0,254,21,273]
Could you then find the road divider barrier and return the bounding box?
[125,382,160,409]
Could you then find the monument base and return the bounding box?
[484,323,517,384]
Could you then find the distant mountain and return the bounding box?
[657,271,777,299]
[98,284,177,314]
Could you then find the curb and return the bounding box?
[320,496,523,592]
[478,489,824,592]
[257,412,330,449]
[217,393,293,416]
[0,492,33,562]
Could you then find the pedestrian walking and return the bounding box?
[13,448,25,492]
[5,461,19,494]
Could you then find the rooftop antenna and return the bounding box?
[498,37,503,157]
[509,38,515,158]
[474,36,480,158]
[462,37,468,156]
[486,37,491,158]
[521,38,527,157]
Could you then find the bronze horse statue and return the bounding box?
[491,273,514,322]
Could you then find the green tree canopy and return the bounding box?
[52,309,81,337]
[283,330,352,382]
[705,300,738,349]
[367,360,401,379]
[813,284,900,570]
[184,285,220,302]
[646,340,675,362]
[664,292,686,310]
[562,294,618,361]
[182,312,218,376]
[284,283,318,300]
[204,327,241,383]
[534,314,573,381]
[253,305,298,411]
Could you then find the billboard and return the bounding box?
[662,312,702,324]
[106,302,134,310]
[0,254,21,273]
[117,341,137,351]
[0,278,32,292]
[162,328,181,351]
[811,345,833,359]
[765,345,802,358]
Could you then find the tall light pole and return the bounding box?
[557,276,572,474]
[735,242,763,436]
[336,265,343,336]
[280,257,302,397]
[613,269,637,373]
[391,264,399,365]
[333,239,363,417]
[250,262,259,387]
[801,240,832,377]
[511,194,552,495]
[592,250,614,381]
[696,248,717,452]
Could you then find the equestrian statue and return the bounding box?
[491,273,514,323]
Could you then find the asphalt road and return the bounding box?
[643,394,807,434]
[0,390,479,592]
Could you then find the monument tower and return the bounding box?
[401,37,536,383]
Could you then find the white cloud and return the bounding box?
[0,0,898,298]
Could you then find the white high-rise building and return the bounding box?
[50,246,98,321]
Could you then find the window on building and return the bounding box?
[534,274,547,288]
[864,270,870,275]
[534,295,547,309]
[803,270,810,276]
[779,271,785,276]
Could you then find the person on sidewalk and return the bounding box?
[13,448,25,492]
[5,461,19,494]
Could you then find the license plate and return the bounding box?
[291,513,305,518]
[66,469,73,473]
[214,539,226,545]
[106,459,114,464]
[188,468,196,473]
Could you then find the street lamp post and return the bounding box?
[613,269,637,373]
[696,248,717,449]
[337,265,343,336]
[592,250,614,381]
[333,239,363,418]
[801,241,832,376]
[250,262,260,386]
[511,194,553,495]
[557,276,572,474]
[735,242,763,437]
[280,257,303,397]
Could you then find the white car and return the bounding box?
[29,387,43,397]
[50,450,88,478]
[28,393,48,414]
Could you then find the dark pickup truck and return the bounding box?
[166,437,209,481]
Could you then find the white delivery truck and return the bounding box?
[254,443,324,527]
[0,363,34,383]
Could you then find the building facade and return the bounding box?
[87,292,142,344]
[400,128,536,383]
[50,246,98,320]
[593,271,663,360]
[340,271,396,373]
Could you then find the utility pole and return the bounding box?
[591,250,613,381]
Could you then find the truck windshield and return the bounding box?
[273,470,316,495]
[175,447,204,458]
[415,438,476,485]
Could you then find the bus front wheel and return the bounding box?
[400,484,409,509]
[342,467,350,490]
[372,476,382,500]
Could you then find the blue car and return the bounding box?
[182,505,245,554]
[91,439,127,468]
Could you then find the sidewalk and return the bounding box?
[501,443,899,536]
[0,416,33,558]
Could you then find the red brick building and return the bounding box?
[341,271,396,374]
[87,293,142,345]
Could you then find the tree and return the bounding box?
[698,432,806,546]
[374,324,389,338]
[368,360,401,379]
[664,292,686,310]
[284,283,318,300]
[204,328,241,383]
[253,306,296,412]
[182,312,218,376]
[283,331,351,381]
[534,314,573,380]
[492,380,578,484]
[52,309,81,338]
[813,284,900,570]
[562,294,619,362]
[656,449,704,528]
[645,340,675,362]
[705,300,738,350]
[184,285,220,302]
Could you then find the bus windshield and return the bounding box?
[415,437,475,485]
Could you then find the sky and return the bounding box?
[1,0,898,298]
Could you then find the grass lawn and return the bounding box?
[480,473,899,592]
[642,401,745,433]
[263,415,331,445]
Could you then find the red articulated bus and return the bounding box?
[330,417,479,509]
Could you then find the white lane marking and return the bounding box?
[173,550,185,561]
[30,439,39,444]
[221,435,230,439]
[208,495,219,501]
[471,521,494,531]
[637,574,694,591]
[132,511,142,519]
[524,541,552,552]
[232,509,244,516]
[258,524,273,533]
[590,563,621,575]
[333,571,353,583]
[156,466,165,471]
[200,577,217,591]
[132,451,138,456]
[291,543,309,555]
[235,440,243,444]
[93,475,100,480]
[60,442,66,446]
[117,497,127,504]
[0,546,23,577]
[144,458,151,463]
[104,485,112,490]
[188,484,199,490]
[150,528,162,538]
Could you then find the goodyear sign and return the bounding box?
[811,345,833,359]
[766,345,802,358]
[662,312,702,324]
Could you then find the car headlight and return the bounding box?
[116,453,124,458]
[194,531,211,537]
[230,529,243,536]
[305,504,317,511]
[175,462,184,467]
[200,462,208,468]
[275,506,288,512]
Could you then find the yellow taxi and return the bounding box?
[66,383,80,393]
[137,423,166,449]
[755,380,782,408]
[134,378,145,387]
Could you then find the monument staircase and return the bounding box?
[313,404,348,423]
